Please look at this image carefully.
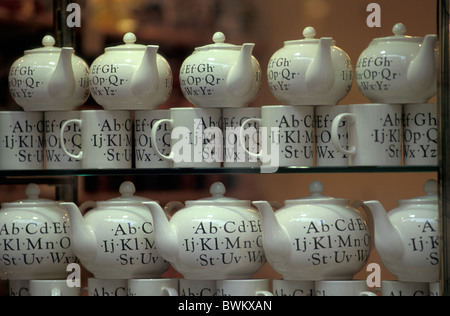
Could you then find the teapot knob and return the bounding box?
[303,26,317,39]
[25,183,40,199]
[210,182,226,197]
[309,181,324,197]
[392,23,407,36]
[424,179,438,196]
[213,32,226,44]
[123,32,137,45]
[42,35,56,47]
[119,181,136,198]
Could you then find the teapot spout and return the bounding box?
[143,201,179,263]
[59,202,97,263]
[253,201,291,263]
[305,37,335,93]
[48,48,76,99]
[363,201,404,263]
[131,45,160,98]
[227,43,255,97]
[407,34,438,91]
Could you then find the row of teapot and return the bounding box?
[8,23,437,112]
[0,179,438,283]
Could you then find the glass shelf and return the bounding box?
[0,166,438,178]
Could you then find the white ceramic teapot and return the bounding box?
[143,182,266,280]
[8,35,90,111]
[60,181,170,279]
[0,184,77,280]
[89,32,173,110]
[363,179,439,283]
[356,23,438,104]
[179,32,262,108]
[253,181,370,281]
[267,26,353,106]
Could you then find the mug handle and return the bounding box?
[162,287,179,297]
[256,290,273,296]
[151,119,174,162]
[359,291,377,296]
[239,118,263,158]
[51,287,62,296]
[331,113,356,157]
[60,119,83,160]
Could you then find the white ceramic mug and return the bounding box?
[61,110,133,169]
[315,105,349,167]
[29,280,80,296]
[151,108,222,168]
[179,279,217,297]
[315,280,376,296]
[44,111,82,169]
[216,279,273,297]
[381,281,430,296]
[331,104,402,166]
[403,103,438,166]
[134,110,172,169]
[240,105,314,172]
[273,279,315,296]
[0,111,44,170]
[128,278,178,296]
[88,278,128,297]
[223,107,261,168]
[9,280,30,297]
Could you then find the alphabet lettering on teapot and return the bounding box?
[0,221,77,268]
[293,219,370,267]
[8,67,42,100]
[180,63,223,97]
[182,219,264,267]
[409,220,439,266]
[90,64,129,98]
[99,221,165,267]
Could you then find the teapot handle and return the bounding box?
[79,200,97,214]
[164,201,184,218]
[352,200,375,251]
[269,200,283,210]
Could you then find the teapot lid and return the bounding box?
[284,26,335,46]
[284,181,348,206]
[1,184,58,208]
[399,179,438,205]
[185,182,251,207]
[195,32,244,52]
[372,23,424,43]
[97,181,153,206]
[25,35,67,54]
[105,32,148,52]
